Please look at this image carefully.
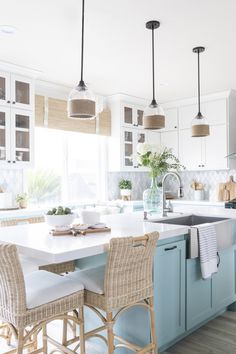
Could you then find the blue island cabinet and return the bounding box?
[186,245,236,331]
[154,239,186,350]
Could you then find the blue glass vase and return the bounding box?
[143,177,162,214]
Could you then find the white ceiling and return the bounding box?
[1,0,236,102]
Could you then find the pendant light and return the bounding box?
[68,0,96,119]
[191,46,210,137]
[143,20,165,130]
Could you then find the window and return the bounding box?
[27,128,107,206]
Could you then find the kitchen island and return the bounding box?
[0,210,236,352]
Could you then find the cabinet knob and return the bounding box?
[12,101,16,104]
[174,126,177,129]
[7,160,10,163]
[12,161,16,163]
[7,100,10,104]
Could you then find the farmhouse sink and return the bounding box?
[151,214,235,258]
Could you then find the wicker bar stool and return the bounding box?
[67,231,159,354]
[0,243,85,354]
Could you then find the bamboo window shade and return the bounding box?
[35,95,111,136]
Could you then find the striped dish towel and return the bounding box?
[197,224,218,280]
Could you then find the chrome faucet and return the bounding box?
[162,172,184,217]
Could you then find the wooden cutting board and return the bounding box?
[218,176,236,201]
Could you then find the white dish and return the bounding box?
[45,213,75,227]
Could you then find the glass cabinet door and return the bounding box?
[11,110,32,163]
[0,72,10,105]
[0,108,10,163]
[123,106,133,126]
[11,75,34,110]
[123,130,133,167]
[137,109,144,127]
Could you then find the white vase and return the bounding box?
[120,189,131,200]
[194,190,204,201]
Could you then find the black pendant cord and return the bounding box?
[197,49,201,116]
[80,0,85,86]
[151,26,156,104]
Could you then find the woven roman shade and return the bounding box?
[35,95,45,127]
[34,95,111,136]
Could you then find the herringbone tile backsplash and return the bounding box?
[108,170,236,201]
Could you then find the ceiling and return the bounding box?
[0,0,236,103]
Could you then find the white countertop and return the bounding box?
[1,206,236,265]
[0,213,189,264]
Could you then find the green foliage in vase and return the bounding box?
[137,143,185,179]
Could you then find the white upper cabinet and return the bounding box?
[161,131,179,158]
[108,91,236,172]
[0,66,36,168]
[146,131,161,145]
[162,107,178,131]
[0,72,11,106]
[204,125,228,170]
[0,106,11,164]
[179,129,203,170]
[178,104,197,129]
[122,103,144,128]
[0,71,34,111]
[201,99,226,125]
[11,74,34,111]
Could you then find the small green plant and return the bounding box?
[47,206,72,215]
[16,193,28,203]
[119,179,132,190]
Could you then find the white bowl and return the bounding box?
[45,213,75,228]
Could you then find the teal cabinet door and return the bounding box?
[154,240,186,349]
[186,258,212,330]
[212,247,236,310]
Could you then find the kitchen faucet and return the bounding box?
[162,172,184,217]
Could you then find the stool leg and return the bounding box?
[42,324,48,354]
[106,312,114,354]
[62,317,67,345]
[149,297,158,354]
[79,306,85,354]
[17,329,24,354]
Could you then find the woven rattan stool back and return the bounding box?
[0,244,26,322]
[104,232,159,308]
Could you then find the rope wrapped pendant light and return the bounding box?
[68,0,96,119]
[143,20,165,130]
[191,46,210,137]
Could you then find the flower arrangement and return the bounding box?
[137,143,184,180]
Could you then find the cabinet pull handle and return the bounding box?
[12,101,16,104]
[164,246,177,251]
[12,161,16,163]
[7,160,11,163]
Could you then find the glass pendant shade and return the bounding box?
[143,99,165,129]
[68,81,96,119]
[192,112,210,137]
[68,0,97,120]
[191,46,209,137]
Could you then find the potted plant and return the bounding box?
[16,193,28,209]
[45,206,75,229]
[119,179,132,201]
[137,143,184,213]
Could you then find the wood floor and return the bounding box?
[164,311,236,354]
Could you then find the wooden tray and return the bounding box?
[50,227,111,237]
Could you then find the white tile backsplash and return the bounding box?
[108,170,236,202]
[0,169,24,203]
